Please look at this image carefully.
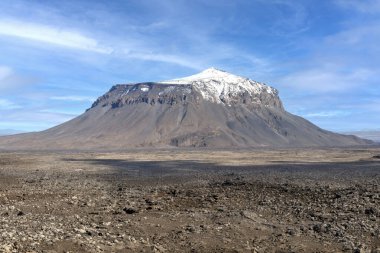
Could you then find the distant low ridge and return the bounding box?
[344,131,380,143]
[0,68,372,149]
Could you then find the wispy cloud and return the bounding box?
[278,68,375,93]
[340,99,380,113]
[50,95,95,102]
[276,12,380,94]
[0,19,113,54]
[303,110,351,118]
[0,19,204,70]
[325,23,380,54]
[267,0,310,37]
[124,51,203,70]
[0,106,81,132]
[0,65,14,90]
[335,0,380,13]
[0,99,21,109]
[0,3,274,72]
[0,66,12,79]
[1,110,77,125]
[0,65,38,92]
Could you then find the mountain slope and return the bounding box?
[0,68,371,149]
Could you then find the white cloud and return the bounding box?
[0,12,274,72]
[0,19,197,69]
[325,24,380,51]
[0,120,56,132]
[50,96,95,102]
[125,51,203,70]
[276,22,379,94]
[1,110,76,124]
[335,0,380,13]
[0,65,38,92]
[278,68,375,93]
[304,110,350,118]
[341,100,380,113]
[0,66,12,80]
[0,19,206,69]
[0,99,21,109]
[0,19,113,54]
[268,0,309,37]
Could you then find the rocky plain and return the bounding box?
[0,147,379,252]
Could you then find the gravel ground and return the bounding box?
[0,147,379,252]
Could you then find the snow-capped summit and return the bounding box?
[160,67,277,105]
[160,67,244,84]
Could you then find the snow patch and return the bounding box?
[140,87,149,92]
[159,67,277,105]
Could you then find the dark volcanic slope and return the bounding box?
[0,68,371,149]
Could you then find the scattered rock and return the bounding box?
[0,150,379,252]
[364,207,376,215]
[123,207,138,214]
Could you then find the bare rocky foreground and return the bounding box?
[0,148,379,253]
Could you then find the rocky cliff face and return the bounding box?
[90,68,283,111]
[0,68,372,150]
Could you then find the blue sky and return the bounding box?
[0,0,379,134]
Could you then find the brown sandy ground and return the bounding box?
[0,147,379,252]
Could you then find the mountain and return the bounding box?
[0,129,23,136]
[0,68,371,150]
[344,131,380,143]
